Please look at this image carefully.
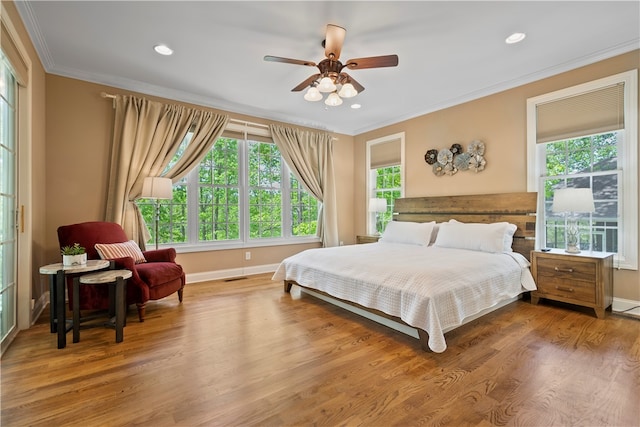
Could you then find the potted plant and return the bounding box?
[61,243,87,266]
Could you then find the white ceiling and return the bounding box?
[15,1,640,136]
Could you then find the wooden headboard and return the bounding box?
[393,192,537,260]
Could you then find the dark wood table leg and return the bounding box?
[49,274,57,333]
[72,277,81,343]
[55,269,66,349]
[115,276,125,343]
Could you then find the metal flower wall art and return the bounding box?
[424,140,486,176]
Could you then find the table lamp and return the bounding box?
[369,198,387,235]
[141,177,173,250]
[552,188,595,254]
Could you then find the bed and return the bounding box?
[273,192,538,352]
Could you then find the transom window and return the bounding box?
[138,128,319,251]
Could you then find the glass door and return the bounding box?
[0,55,18,353]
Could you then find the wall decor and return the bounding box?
[424,140,486,176]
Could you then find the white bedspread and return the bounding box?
[272,243,536,353]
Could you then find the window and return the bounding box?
[138,125,319,250]
[372,165,402,232]
[366,132,405,234]
[527,70,638,269]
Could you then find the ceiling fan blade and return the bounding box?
[264,55,316,67]
[291,74,321,92]
[341,73,365,93]
[324,24,346,60]
[344,55,399,70]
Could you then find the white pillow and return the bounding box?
[434,221,517,253]
[379,221,436,246]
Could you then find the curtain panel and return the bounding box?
[269,124,339,247]
[105,95,228,248]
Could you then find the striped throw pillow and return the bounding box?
[95,240,147,264]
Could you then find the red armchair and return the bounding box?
[57,221,185,321]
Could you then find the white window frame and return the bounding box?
[366,132,405,234]
[152,122,320,253]
[526,70,638,270]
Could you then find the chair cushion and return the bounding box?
[135,262,183,288]
[95,240,147,264]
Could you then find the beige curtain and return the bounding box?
[270,124,339,247]
[105,95,228,248]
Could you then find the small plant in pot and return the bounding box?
[61,243,87,266]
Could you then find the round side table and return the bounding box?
[72,269,132,344]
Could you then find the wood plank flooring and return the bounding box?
[2,273,639,426]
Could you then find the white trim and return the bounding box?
[1,4,34,338]
[612,297,640,319]
[185,263,279,284]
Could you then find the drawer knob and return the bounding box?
[554,267,574,273]
[555,285,575,293]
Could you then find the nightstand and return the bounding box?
[530,249,613,318]
[356,235,381,244]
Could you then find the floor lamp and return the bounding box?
[552,188,595,254]
[141,177,173,250]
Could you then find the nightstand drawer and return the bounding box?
[535,276,596,303]
[536,257,596,282]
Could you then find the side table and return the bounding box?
[356,235,381,244]
[39,260,110,349]
[73,269,132,343]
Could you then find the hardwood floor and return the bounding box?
[2,273,639,426]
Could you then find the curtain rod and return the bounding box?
[228,118,269,129]
[99,93,336,139]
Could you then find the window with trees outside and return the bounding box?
[527,70,637,269]
[137,128,319,251]
[372,166,402,233]
[367,132,405,235]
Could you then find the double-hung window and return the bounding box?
[527,70,638,269]
[367,132,405,234]
[138,123,319,250]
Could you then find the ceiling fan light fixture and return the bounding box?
[304,86,323,102]
[338,83,358,98]
[325,92,343,106]
[318,76,337,93]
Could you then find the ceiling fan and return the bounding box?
[264,24,399,106]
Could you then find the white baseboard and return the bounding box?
[612,297,640,319]
[185,263,280,284]
[31,292,49,326]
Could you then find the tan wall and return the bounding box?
[44,75,355,274]
[355,50,640,302]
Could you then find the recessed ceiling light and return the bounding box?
[351,104,361,109]
[505,33,526,44]
[154,44,174,56]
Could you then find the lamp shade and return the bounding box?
[304,86,322,102]
[141,177,173,200]
[317,76,337,93]
[552,188,595,213]
[325,92,343,106]
[369,198,387,213]
[338,83,358,98]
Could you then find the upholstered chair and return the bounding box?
[57,221,185,321]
